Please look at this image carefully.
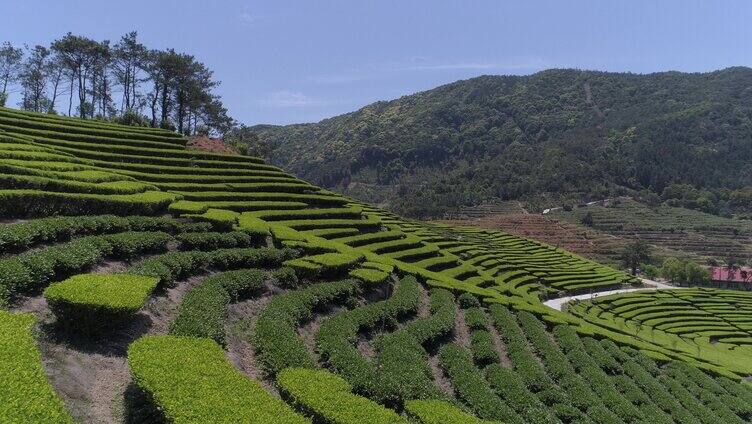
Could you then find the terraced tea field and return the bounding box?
[553,199,752,263]
[440,213,631,266]
[570,288,752,376]
[2,107,752,423]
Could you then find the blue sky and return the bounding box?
[1,1,750,125]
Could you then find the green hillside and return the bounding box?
[1,107,752,423]
[252,68,752,218]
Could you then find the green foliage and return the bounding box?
[0,214,188,254]
[348,267,390,284]
[277,368,407,424]
[44,273,158,329]
[253,279,361,376]
[374,288,456,405]
[255,69,752,218]
[127,335,308,424]
[619,239,652,275]
[316,275,420,397]
[0,189,178,218]
[438,344,523,423]
[170,269,265,345]
[175,231,257,251]
[285,252,364,278]
[404,399,500,424]
[0,231,171,304]
[0,311,73,423]
[660,257,711,285]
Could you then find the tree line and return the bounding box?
[0,32,233,135]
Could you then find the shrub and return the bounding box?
[404,399,500,424]
[0,231,172,304]
[127,335,308,424]
[44,273,159,331]
[463,307,488,330]
[458,292,481,309]
[170,269,265,345]
[470,330,499,366]
[316,275,420,397]
[0,190,179,218]
[176,231,257,251]
[373,288,456,405]
[253,279,361,376]
[349,267,390,284]
[485,364,558,424]
[270,266,299,288]
[285,252,364,278]
[277,368,407,424]
[186,208,239,231]
[438,344,523,423]
[0,311,73,423]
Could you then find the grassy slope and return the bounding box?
[0,107,750,421]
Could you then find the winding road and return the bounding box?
[543,278,683,311]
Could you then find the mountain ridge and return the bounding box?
[252,67,752,218]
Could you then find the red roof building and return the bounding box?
[710,267,752,284]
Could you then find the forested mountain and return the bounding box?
[252,68,752,218]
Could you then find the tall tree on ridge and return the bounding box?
[0,42,23,106]
[19,45,50,112]
[112,32,146,113]
[51,33,103,118]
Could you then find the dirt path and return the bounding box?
[487,315,513,368]
[453,308,471,348]
[427,352,455,397]
[225,291,278,395]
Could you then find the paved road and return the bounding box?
[543,278,684,311]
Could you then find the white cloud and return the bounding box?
[239,11,254,26]
[259,91,327,107]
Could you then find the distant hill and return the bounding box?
[252,68,752,218]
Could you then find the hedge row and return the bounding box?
[285,252,364,279]
[0,311,73,423]
[348,267,390,284]
[0,214,201,254]
[23,132,260,166]
[249,206,363,222]
[484,364,559,424]
[0,112,186,144]
[437,344,523,423]
[0,107,179,138]
[0,231,172,305]
[44,273,159,331]
[373,288,457,405]
[469,329,499,367]
[168,199,308,215]
[172,192,346,207]
[487,305,560,395]
[277,368,407,424]
[552,325,643,423]
[0,189,178,218]
[170,269,265,345]
[316,275,420,397]
[175,231,260,251]
[404,399,500,424]
[128,335,308,423]
[253,279,361,376]
[516,312,614,419]
[0,171,157,195]
[598,339,701,424]
[128,247,295,286]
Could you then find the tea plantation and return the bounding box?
[1,106,752,423]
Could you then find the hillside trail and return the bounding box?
[543,277,684,311]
